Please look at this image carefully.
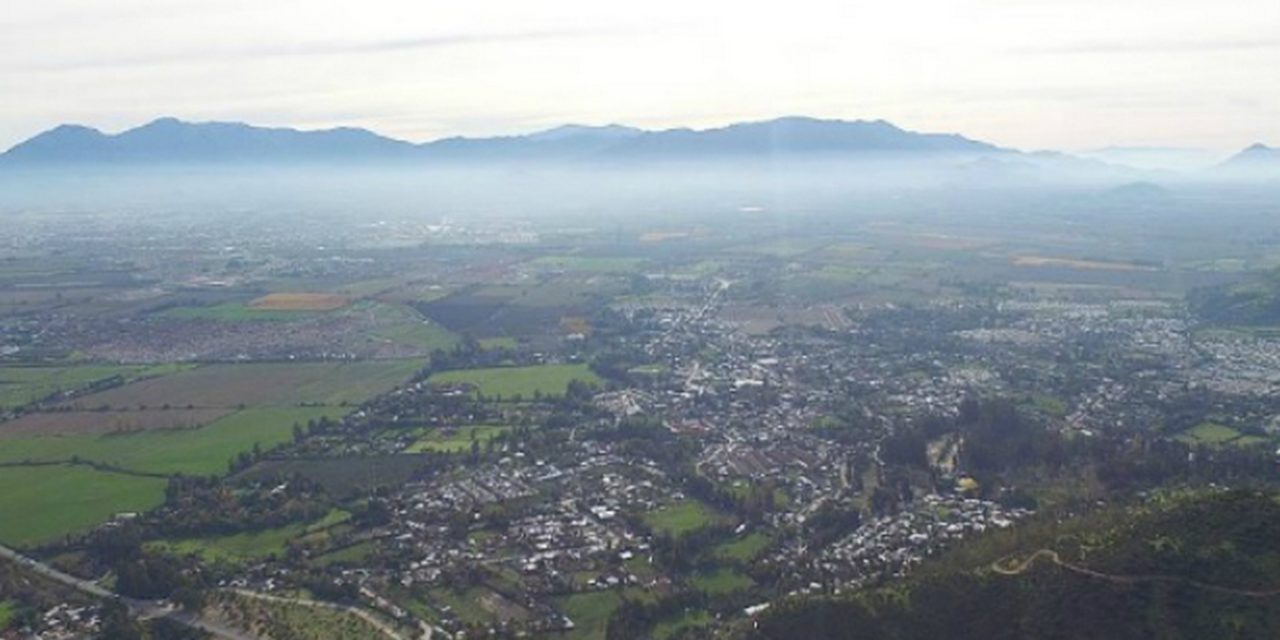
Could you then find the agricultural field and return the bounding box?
[428,363,600,399]
[248,292,350,311]
[234,454,428,498]
[644,500,725,538]
[0,464,167,547]
[0,363,187,410]
[152,509,350,564]
[60,360,420,410]
[528,256,646,274]
[371,319,458,351]
[0,407,341,476]
[404,425,511,453]
[0,408,233,436]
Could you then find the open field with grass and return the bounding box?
[644,500,724,538]
[712,531,772,563]
[207,590,392,640]
[1175,422,1269,448]
[0,407,342,475]
[691,568,754,595]
[371,320,458,351]
[153,509,349,564]
[1011,255,1157,272]
[556,591,620,640]
[528,256,646,273]
[235,454,428,498]
[62,360,420,410]
[653,610,712,639]
[428,363,600,399]
[0,363,188,410]
[0,464,167,547]
[248,292,350,311]
[404,425,511,453]
[0,407,233,436]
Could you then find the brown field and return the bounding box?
[0,408,233,437]
[1011,256,1157,272]
[640,231,691,243]
[247,293,349,311]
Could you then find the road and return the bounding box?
[0,542,260,639]
[993,548,1280,597]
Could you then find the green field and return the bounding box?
[557,591,621,640]
[0,364,188,410]
[691,568,755,595]
[644,500,723,538]
[0,465,167,547]
[1174,422,1267,448]
[0,407,343,475]
[63,360,421,409]
[161,302,318,321]
[404,425,511,453]
[153,509,349,564]
[0,600,14,630]
[653,610,712,639]
[478,337,519,350]
[713,531,772,563]
[372,320,459,351]
[428,363,601,399]
[529,256,646,273]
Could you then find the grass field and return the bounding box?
[428,363,600,399]
[652,610,712,639]
[234,454,427,498]
[161,302,315,321]
[529,256,646,273]
[644,500,723,538]
[691,568,755,595]
[557,591,621,640]
[153,509,349,564]
[1175,422,1268,448]
[478,337,518,350]
[210,591,390,640]
[404,425,510,453]
[713,531,772,563]
[248,293,349,311]
[0,408,233,437]
[0,363,187,410]
[372,320,459,351]
[0,599,14,630]
[63,360,420,410]
[0,465,167,547]
[0,407,343,475]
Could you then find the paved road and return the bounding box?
[0,542,259,639]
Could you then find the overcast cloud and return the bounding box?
[1,0,1277,152]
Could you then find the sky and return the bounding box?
[2,0,1278,153]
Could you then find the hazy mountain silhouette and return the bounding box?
[1,116,1003,166]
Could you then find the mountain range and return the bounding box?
[0,117,1002,166]
[1,116,1274,181]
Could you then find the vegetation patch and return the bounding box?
[404,425,511,453]
[691,568,754,595]
[0,407,342,475]
[248,292,350,311]
[644,500,724,538]
[428,363,600,399]
[0,464,166,547]
[557,591,621,640]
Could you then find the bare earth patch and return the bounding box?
[248,292,350,311]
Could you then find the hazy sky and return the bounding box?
[2,0,1278,152]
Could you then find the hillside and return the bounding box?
[743,490,1280,640]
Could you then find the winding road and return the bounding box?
[0,542,260,639]
[992,548,1280,598]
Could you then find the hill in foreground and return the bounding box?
[743,490,1280,640]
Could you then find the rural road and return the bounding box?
[0,542,260,639]
[992,548,1280,598]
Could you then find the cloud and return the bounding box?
[1013,36,1280,55]
[21,26,635,72]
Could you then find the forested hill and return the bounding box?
[1189,268,1280,327]
[740,490,1280,640]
